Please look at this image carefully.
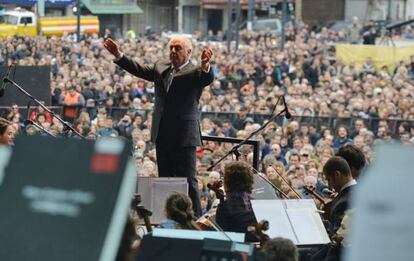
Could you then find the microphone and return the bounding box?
[282,96,291,119]
[0,65,12,98]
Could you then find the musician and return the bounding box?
[323,156,356,235]
[336,144,366,180]
[0,118,15,146]
[216,161,258,242]
[308,157,356,261]
[160,192,200,230]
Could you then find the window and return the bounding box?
[20,16,33,25]
[3,15,18,25]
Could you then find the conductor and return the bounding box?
[104,36,214,216]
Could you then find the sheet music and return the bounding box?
[286,208,328,245]
[252,199,330,246]
[285,199,318,210]
[251,200,298,244]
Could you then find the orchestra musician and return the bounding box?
[159,192,201,230]
[308,156,357,261]
[322,156,356,235]
[215,161,258,242]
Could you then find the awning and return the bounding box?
[82,0,143,14]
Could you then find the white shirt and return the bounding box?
[340,179,357,193]
[174,60,190,71]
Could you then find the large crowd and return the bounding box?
[1,22,414,211]
[1,14,414,261]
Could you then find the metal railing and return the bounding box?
[1,106,413,134]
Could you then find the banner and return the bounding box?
[336,44,414,71]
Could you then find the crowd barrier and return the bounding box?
[1,105,413,135]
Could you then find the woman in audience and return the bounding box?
[0,117,15,146]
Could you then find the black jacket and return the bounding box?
[216,193,258,242]
[329,184,354,235]
[115,56,214,147]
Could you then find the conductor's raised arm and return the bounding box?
[104,38,122,59]
[104,38,155,82]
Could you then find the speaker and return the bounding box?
[136,177,188,223]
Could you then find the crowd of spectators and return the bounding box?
[1,23,414,212]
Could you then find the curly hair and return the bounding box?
[165,192,200,230]
[223,161,254,193]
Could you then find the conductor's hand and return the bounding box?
[201,47,213,72]
[104,38,121,59]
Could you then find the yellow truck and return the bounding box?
[0,8,99,38]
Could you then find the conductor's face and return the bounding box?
[169,37,191,68]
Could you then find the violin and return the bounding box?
[196,180,225,231]
[207,180,225,203]
[303,186,333,220]
[255,220,270,247]
[132,194,153,233]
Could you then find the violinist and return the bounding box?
[336,144,366,180]
[159,192,200,230]
[215,161,258,242]
[308,157,357,261]
[322,156,356,235]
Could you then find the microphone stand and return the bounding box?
[4,78,85,139]
[25,100,32,121]
[208,98,288,171]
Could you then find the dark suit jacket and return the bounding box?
[115,56,214,147]
[328,184,354,235]
[216,193,258,242]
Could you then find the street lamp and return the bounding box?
[77,0,81,43]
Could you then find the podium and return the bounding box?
[0,136,136,261]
